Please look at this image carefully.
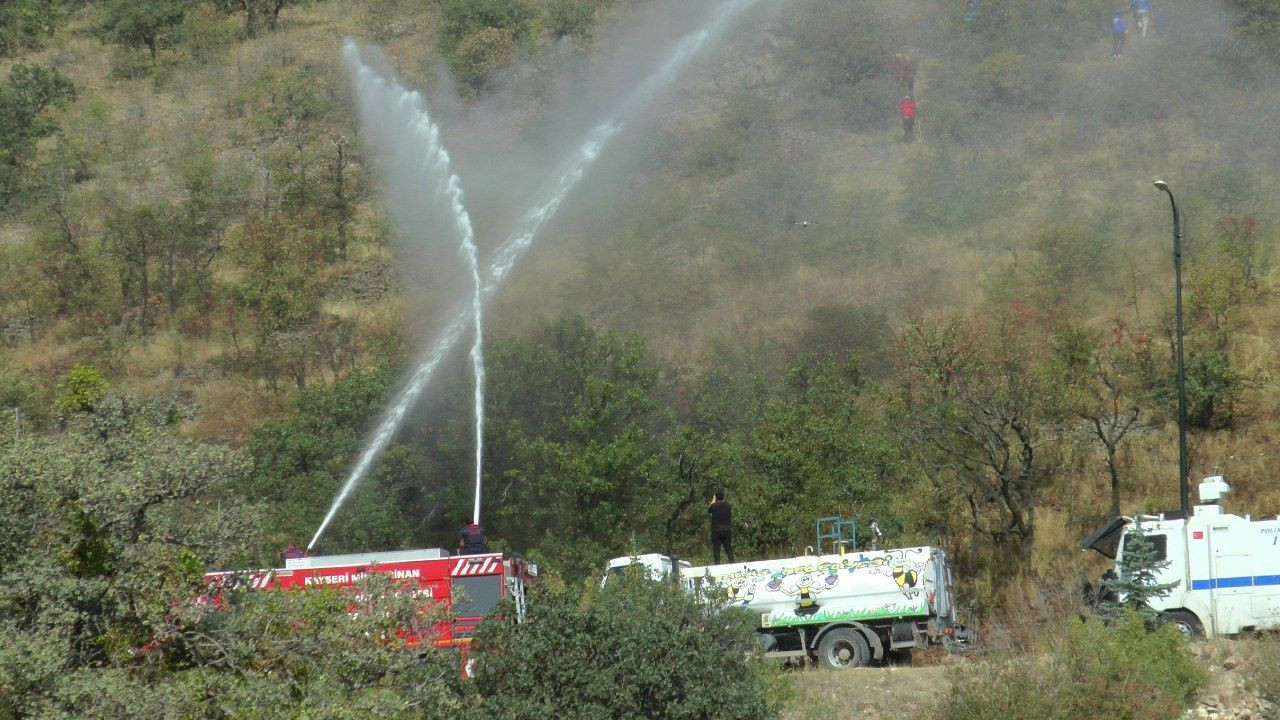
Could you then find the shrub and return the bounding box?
[1245,634,1280,706]
[55,365,109,414]
[449,27,518,93]
[177,4,235,65]
[108,46,154,79]
[0,64,75,208]
[471,573,775,720]
[936,614,1205,720]
[438,0,535,54]
[99,0,190,62]
[545,0,595,45]
[0,0,65,57]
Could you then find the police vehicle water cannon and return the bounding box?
[1081,475,1280,638]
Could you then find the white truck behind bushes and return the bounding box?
[1082,476,1280,638]
[607,544,973,669]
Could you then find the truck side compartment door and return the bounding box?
[1251,525,1280,625]
[1209,525,1253,634]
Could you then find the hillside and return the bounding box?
[1,0,1279,637]
[5,1,1280,718]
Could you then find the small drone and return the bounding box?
[792,219,820,228]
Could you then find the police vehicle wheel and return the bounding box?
[817,628,870,670]
[1161,610,1205,640]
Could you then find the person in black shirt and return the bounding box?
[708,491,736,564]
[458,523,490,555]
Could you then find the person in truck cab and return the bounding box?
[458,523,490,555]
[708,492,736,564]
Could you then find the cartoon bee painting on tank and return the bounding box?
[891,563,920,598]
[870,550,926,600]
[779,572,829,615]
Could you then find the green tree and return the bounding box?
[104,198,218,323]
[0,64,74,208]
[0,0,66,56]
[439,0,535,54]
[895,313,1065,571]
[439,0,534,91]
[26,172,105,316]
[1099,522,1179,629]
[99,0,190,61]
[450,26,518,93]
[1053,322,1144,519]
[0,393,471,717]
[0,394,258,717]
[239,366,400,559]
[484,317,673,576]
[229,213,325,391]
[55,364,109,414]
[1233,0,1280,56]
[472,573,774,720]
[738,354,905,557]
[210,0,307,38]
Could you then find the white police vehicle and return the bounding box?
[1082,476,1280,638]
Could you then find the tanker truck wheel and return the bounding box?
[816,628,870,670]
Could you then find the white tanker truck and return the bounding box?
[606,542,973,669]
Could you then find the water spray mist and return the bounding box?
[309,0,762,551]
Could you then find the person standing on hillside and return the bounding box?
[900,95,917,143]
[1130,0,1151,36]
[964,0,981,31]
[891,51,917,95]
[708,492,736,564]
[1111,11,1127,57]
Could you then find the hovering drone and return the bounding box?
[792,219,820,228]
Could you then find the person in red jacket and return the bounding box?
[900,95,917,143]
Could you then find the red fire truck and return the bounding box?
[203,548,537,653]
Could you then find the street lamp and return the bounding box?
[1154,179,1190,516]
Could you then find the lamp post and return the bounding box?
[1154,180,1190,516]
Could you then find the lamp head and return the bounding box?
[1153,179,1170,192]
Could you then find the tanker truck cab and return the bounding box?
[604,553,691,585]
[1081,476,1280,639]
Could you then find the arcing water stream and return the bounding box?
[314,42,488,549]
[308,0,762,551]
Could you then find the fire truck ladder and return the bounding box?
[815,516,857,555]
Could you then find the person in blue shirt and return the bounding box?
[1112,12,1127,57]
[1130,0,1151,36]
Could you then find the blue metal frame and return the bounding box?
[816,516,858,554]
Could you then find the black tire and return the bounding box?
[816,628,870,670]
[1161,610,1206,640]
